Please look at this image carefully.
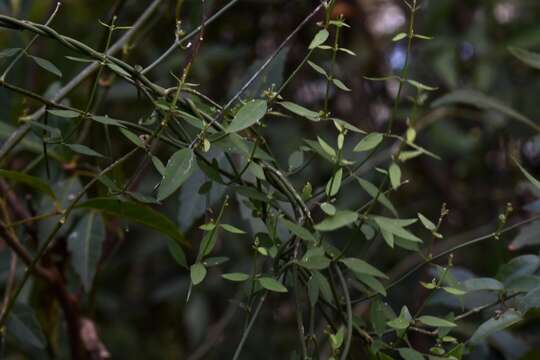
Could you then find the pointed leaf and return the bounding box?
[470,309,522,343]
[30,55,62,77]
[258,277,288,293]
[68,212,105,291]
[77,197,186,244]
[190,263,207,285]
[227,100,267,133]
[7,303,46,349]
[314,210,358,232]
[158,148,197,201]
[309,29,330,49]
[340,258,388,278]
[65,144,104,158]
[0,170,55,198]
[354,133,383,152]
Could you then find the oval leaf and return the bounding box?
[158,148,197,201]
[227,100,267,133]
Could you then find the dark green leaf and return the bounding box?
[227,100,267,133]
[0,170,55,198]
[470,309,522,343]
[509,47,540,70]
[168,239,187,268]
[65,144,104,157]
[222,273,250,282]
[417,316,456,328]
[190,263,207,285]
[31,55,62,77]
[48,109,80,118]
[432,90,540,133]
[67,212,105,291]
[353,133,383,152]
[7,303,46,349]
[158,148,197,201]
[91,115,126,128]
[258,277,288,293]
[279,101,320,121]
[314,210,358,232]
[340,258,388,279]
[281,218,318,242]
[398,348,424,360]
[77,197,186,244]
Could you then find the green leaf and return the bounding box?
[222,273,250,282]
[158,148,197,201]
[398,348,424,360]
[353,133,383,152]
[65,144,104,158]
[258,277,288,293]
[308,61,328,77]
[48,109,80,118]
[325,168,343,197]
[514,158,540,191]
[67,212,105,291]
[356,178,397,216]
[387,306,412,330]
[203,256,229,267]
[417,316,456,328]
[373,216,422,243]
[0,48,21,57]
[221,224,245,234]
[509,220,540,250]
[227,100,267,133]
[442,287,467,296]
[389,162,401,190]
[406,79,437,92]
[91,115,126,128]
[509,47,540,70]
[300,249,330,270]
[332,78,351,91]
[309,29,330,49]
[463,277,504,292]
[119,128,145,148]
[168,239,187,268]
[518,286,540,313]
[7,303,46,349]
[392,32,407,41]
[106,62,131,77]
[77,197,186,244]
[30,55,62,77]
[432,90,540,133]
[0,170,55,198]
[314,210,358,232]
[320,202,336,216]
[279,101,320,121]
[340,258,388,279]
[470,309,523,343]
[281,218,318,243]
[354,273,387,296]
[190,263,207,285]
[317,136,336,158]
[417,213,436,231]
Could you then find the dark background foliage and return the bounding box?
[2,0,540,359]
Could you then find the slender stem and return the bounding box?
[142,0,241,74]
[231,292,267,360]
[351,214,540,304]
[335,265,352,360]
[0,148,139,327]
[0,2,62,81]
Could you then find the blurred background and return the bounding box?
[2,0,540,358]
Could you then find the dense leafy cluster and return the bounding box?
[2,0,540,359]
